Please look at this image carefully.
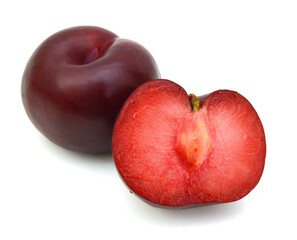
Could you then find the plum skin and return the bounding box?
[112,79,266,207]
[21,26,160,153]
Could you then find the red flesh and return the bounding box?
[112,79,266,206]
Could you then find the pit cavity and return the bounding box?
[175,95,212,168]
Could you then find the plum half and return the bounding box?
[112,79,266,207]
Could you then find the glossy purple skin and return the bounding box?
[21,26,160,153]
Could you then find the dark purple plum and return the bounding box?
[22,26,160,153]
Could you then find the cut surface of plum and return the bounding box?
[112,79,266,207]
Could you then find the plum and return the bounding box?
[112,79,266,207]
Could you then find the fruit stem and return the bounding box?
[189,94,200,112]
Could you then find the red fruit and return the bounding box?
[21,26,160,153]
[112,79,266,207]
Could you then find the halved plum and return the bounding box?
[112,79,266,207]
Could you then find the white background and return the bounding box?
[1,0,296,239]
